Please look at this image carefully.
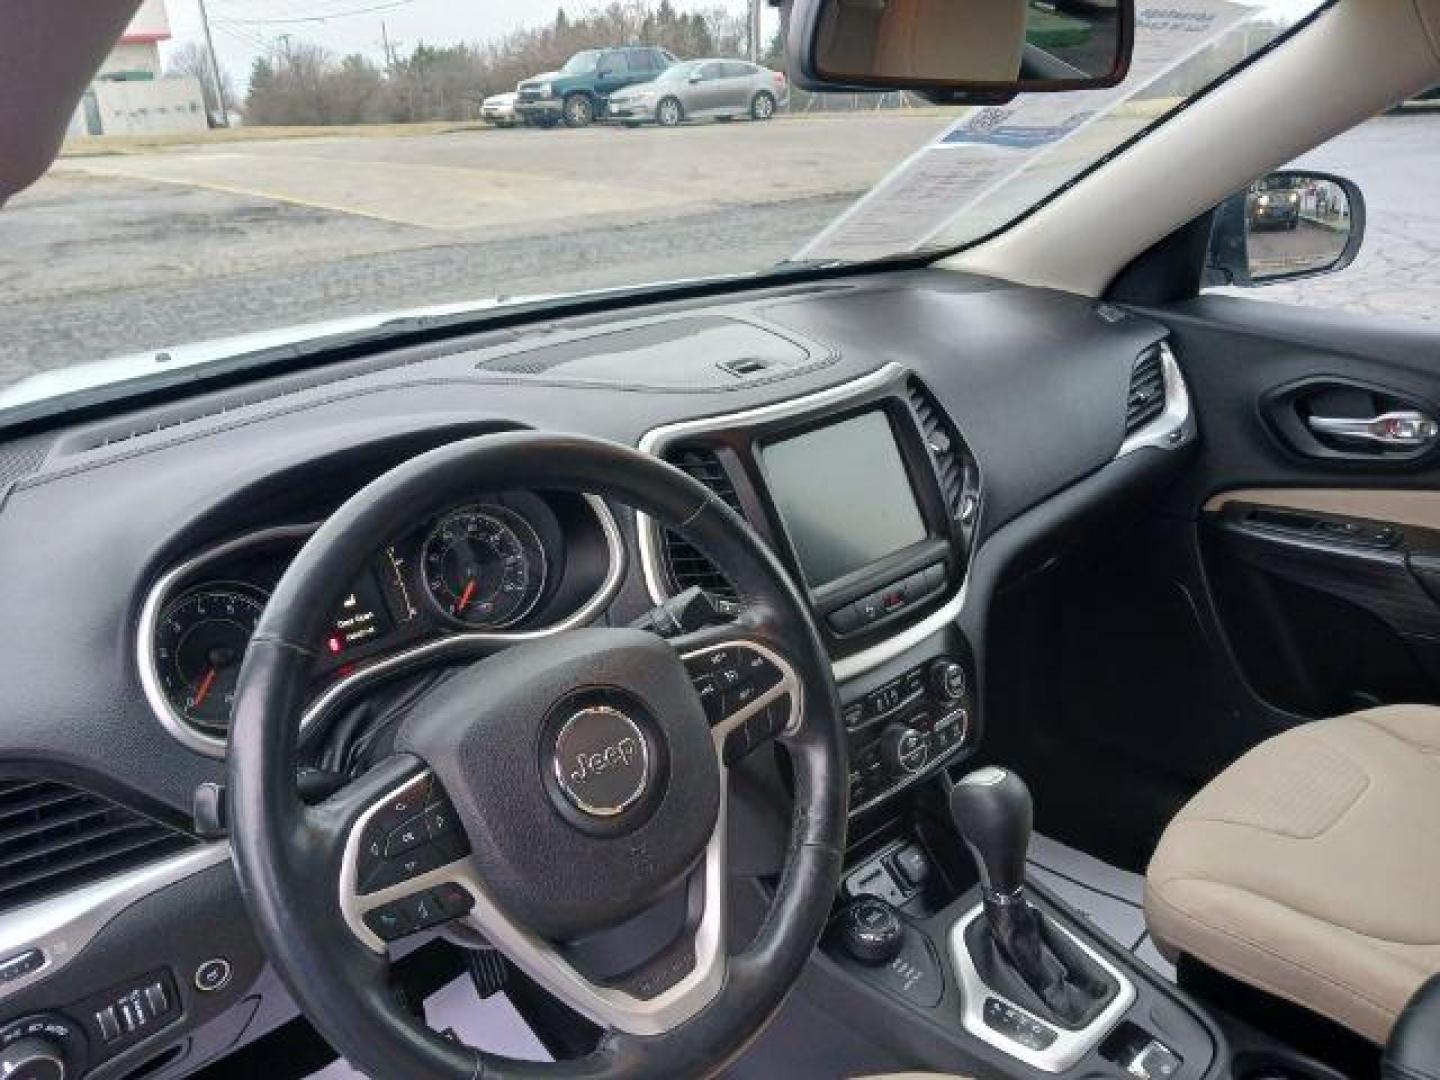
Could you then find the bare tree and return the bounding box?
[165,41,235,119]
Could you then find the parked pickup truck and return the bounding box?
[515,45,678,128]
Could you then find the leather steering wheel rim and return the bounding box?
[227,431,847,1079]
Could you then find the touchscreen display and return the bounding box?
[764,411,927,586]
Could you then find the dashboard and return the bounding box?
[0,268,1193,1080]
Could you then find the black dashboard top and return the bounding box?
[0,268,1169,820]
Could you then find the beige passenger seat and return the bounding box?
[1146,705,1440,1043]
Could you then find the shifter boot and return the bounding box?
[964,903,1119,1030]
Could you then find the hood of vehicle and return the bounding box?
[611,80,660,100]
[485,92,517,105]
[520,71,562,86]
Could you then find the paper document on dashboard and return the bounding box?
[797,0,1255,263]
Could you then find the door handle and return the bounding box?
[1307,410,1440,448]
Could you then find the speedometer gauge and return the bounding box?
[154,584,267,734]
[421,504,547,629]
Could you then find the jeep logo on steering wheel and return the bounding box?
[552,705,651,818]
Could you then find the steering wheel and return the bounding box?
[227,432,847,1078]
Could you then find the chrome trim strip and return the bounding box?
[338,639,799,1036]
[1116,342,1194,459]
[947,903,1136,1073]
[634,363,968,684]
[0,843,230,1006]
[137,496,626,759]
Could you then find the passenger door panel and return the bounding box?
[1142,296,1440,729]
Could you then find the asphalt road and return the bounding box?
[1,110,1435,385]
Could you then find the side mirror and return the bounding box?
[784,0,1133,103]
[688,73,704,83]
[1205,170,1366,288]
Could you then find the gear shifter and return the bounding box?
[950,766,1031,899]
[950,767,1117,1030]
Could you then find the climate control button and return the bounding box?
[880,724,931,778]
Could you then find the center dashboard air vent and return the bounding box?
[906,377,979,530]
[0,778,197,917]
[1126,344,1167,435]
[660,446,744,603]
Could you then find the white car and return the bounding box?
[481,91,518,128]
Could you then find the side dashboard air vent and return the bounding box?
[1126,345,1167,435]
[661,446,743,603]
[0,778,197,916]
[907,377,977,526]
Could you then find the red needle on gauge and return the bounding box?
[455,578,477,615]
[193,667,218,709]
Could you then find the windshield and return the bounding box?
[561,50,602,75]
[2,0,1325,414]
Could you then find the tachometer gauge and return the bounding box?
[421,504,547,629]
[154,584,267,734]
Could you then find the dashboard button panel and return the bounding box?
[846,655,973,815]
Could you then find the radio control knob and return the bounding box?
[0,1036,66,1080]
[880,724,930,779]
[928,659,967,703]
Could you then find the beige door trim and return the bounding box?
[1205,488,1440,532]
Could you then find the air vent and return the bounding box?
[907,377,971,522]
[661,446,742,602]
[1126,345,1167,435]
[0,779,196,916]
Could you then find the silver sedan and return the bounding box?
[607,60,789,128]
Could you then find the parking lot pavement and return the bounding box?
[1,111,1435,383]
[2,114,944,379]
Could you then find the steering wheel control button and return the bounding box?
[383,817,427,858]
[365,884,473,943]
[553,705,651,818]
[363,903,412,942]
[194,958,232,993]
[431,882,474,917]
[370,775,433,834]
[359,780,470,895]
[685,644,787,728]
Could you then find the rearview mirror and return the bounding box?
[784,0,1133,102]
[1206,171,1367,287]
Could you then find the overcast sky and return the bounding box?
[162,0,777,89]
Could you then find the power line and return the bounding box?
[214,0,418,26]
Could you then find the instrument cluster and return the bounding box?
[142,491,621,753]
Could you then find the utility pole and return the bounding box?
[748,0,762,62]
[381,19,394,70]
[195,0,230,126]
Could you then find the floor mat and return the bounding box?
[1028,832,1176,982]
[307,976,553,1078]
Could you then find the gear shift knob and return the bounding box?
[949,766,1032,898]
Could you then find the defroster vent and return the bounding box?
[661,446,743,603]
[1126,344,1167,435]
[0,778,197,916]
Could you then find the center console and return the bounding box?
[637,363,984,817]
